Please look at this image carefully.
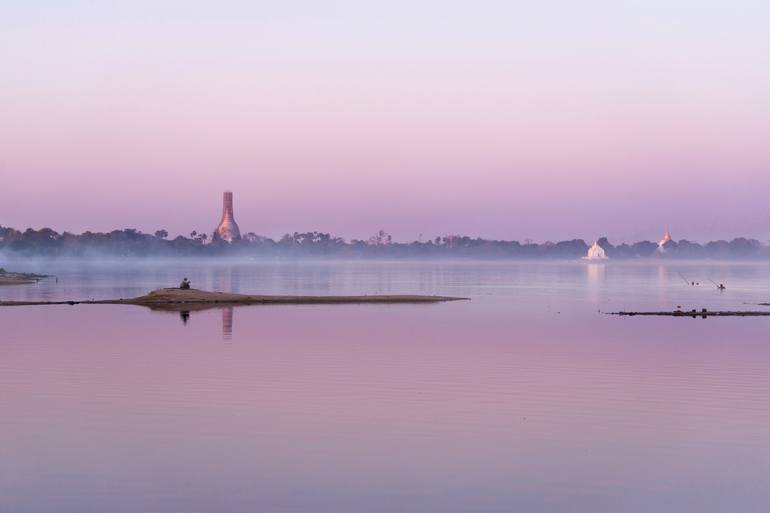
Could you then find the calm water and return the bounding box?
[2,260,770,513]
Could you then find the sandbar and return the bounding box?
[608,309,770,318]
[0,287,468,310]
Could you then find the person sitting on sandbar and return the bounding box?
[179,278,191,290]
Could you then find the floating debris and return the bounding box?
[709,279,726,291]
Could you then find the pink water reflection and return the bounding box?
[2,298,770,512]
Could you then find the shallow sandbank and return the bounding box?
[0,287,468,309]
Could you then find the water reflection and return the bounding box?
[222,306,233,339]
[175,306,233,339]
[4,263,770,513]
[585,262,605,305]
[4,299,770,513]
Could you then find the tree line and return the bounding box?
[0,225,768,259]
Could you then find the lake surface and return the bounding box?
[2,260,770,513]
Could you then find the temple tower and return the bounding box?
[216,191,241,242]
[658,231,672,253]
[583,240,608,260]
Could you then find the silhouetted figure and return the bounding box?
[718,283,726,290]
[179,310,190,324]
[180,277,191,289]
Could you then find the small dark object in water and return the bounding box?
[179,278,191,290]
[709,279,726,291]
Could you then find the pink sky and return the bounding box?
[1,2,769,242]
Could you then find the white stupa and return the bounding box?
[583,241,608,260]
[658,231,672,253]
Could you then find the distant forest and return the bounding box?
[1,226,768,260]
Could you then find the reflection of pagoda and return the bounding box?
[583,241,608,260]
[658,231,672,253]
[176,306,234,340]
[222,307,233,340]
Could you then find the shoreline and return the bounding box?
[0,277,38,285]
[0,270,49,286]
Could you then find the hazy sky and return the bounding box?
[2,1,769,242]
